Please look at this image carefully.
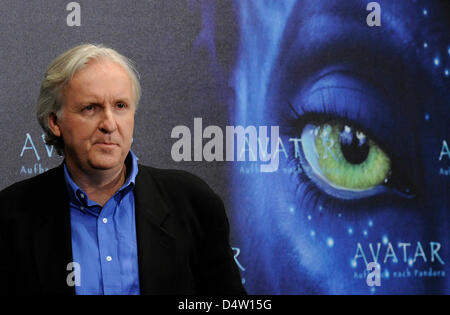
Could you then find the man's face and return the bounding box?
[50,59,135,174]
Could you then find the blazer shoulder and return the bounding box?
[0,166,63,211]
[136,165,225,230]
[137,164,214,197]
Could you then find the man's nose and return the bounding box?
[98,108,117,133]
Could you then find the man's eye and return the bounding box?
[84,105,94,111]
[299,121,411,200]
[116,102,127,109]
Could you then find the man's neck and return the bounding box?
[65,160,127,207]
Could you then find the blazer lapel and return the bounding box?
[33,164,75,295]
[134,166,178,294]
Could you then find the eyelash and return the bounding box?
[286,143,389,220]
[83,103,128,111]
[116,102,127,109]
[283,97,415,218]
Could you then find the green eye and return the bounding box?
[313,123,391,190]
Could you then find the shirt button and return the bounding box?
[106,256,112,262]
[102,218,108,224]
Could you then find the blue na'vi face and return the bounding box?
[230,0,449,294]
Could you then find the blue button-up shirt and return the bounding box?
[63,151,140,295]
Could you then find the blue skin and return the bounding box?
[228,0,449,294]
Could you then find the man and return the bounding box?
[0,44,246,295]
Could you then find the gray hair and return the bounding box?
[36,43,142,155]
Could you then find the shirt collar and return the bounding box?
[122,149,139,190]
[63,150,139,207]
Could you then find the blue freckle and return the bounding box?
[434,57,440,66]
[424,113,430,121]
[307,215,312,221]
[319,205,323,211]
[368,220,373,227]
[326,237,334,248]
[408,258,414,266]
[363,230,368,236]
[448,47,450,55]
[423,42,428,48]
[289,206,295,214]
[338,213,342,218]
[310,230,316,237]
[445,69,449,77]
[382,235,389,245]
[423,9,428,16]
[348,228,353,235]
[351,259,357,268]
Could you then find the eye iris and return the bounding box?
[339,125,369,165]
[314,123,391,190]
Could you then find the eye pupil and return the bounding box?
[339,125,370,165]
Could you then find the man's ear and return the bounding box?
[48,112,61,137]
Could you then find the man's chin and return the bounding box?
[88,153,125,171]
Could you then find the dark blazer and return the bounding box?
[0,164,246,295]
